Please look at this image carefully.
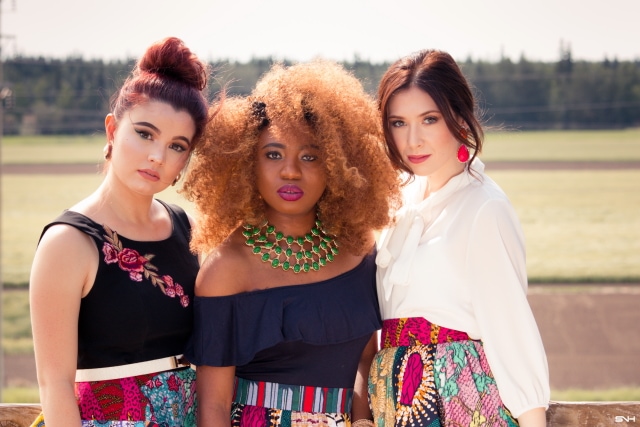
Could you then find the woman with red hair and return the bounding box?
[30,37,211,427]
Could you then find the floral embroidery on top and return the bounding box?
[101,225,190,308]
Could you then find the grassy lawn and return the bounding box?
[482,128,640,161]
[491,169,640,282]
[1,134,105,164]
[1,175,192,285]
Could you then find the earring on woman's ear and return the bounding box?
[457,144,470,163]
[172,173,181,186]
[103,143,113,160]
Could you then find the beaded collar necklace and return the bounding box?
[242,219,339,273]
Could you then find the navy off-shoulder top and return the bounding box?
[186,250,381,388]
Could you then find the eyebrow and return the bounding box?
[132,121,191,145]
[388,110,440,119]
[261,141,321,151]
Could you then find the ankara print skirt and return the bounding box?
[230,377,353,427]
[368,318,518,427]
[30,367,196,427]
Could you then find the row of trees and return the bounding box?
[2,51,640,134]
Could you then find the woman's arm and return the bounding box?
[30,225,96,426]
[517,407,547,427]
[196,365,236,427]
[467,198,550,417]
[351,333,378,422]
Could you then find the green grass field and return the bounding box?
[2,129,639,285]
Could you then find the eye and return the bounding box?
[135,129,153,140]
[265,151,282,160]
[423,116,438,124]
[301,153,318,162]
[169,142,188,153]
[390,120,404,128]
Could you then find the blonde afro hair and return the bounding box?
[182,60,401,255]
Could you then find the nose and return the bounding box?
[280,157,302,180]
[406,124,423,148]
[148,144,166,165]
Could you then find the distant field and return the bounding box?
[2,129,639,284]
[1,175,189,285]
[482,128,640,161]
[1,134,105,164]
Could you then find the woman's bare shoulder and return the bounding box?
[195,230,252,297]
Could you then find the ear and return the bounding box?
[105,114,117,141]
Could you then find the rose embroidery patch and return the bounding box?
[101,225,189,307]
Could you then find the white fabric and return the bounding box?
[376,158,550,418]
[75,355,189,382]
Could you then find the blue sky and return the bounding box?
[3,0,639,63]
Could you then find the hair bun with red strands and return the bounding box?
[136,37,208,92]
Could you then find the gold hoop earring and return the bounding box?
[172,173,181,186]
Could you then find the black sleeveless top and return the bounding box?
[40,200,199,370]
[186,250,382,388]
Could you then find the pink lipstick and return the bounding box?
[138,169,160,181]
[407,154,430,164]
[278,184,303,201]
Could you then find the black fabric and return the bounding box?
[186,250,382,388]
[40,200,199,369]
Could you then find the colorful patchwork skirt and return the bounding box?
[30,367,196,427]
[231,377,353,426]
[368,318,518,427]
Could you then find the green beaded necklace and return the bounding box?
[242,219,339,273]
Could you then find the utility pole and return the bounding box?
[0,0,12,403]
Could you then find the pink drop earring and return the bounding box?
[457,128,470,163]
[457,144,470,163]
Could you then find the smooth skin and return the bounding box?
[29,100,195,427]
[387,87,547,427]
[195,122,377,426]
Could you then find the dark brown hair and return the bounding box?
[110,37,210,151]
[378,49,484,175]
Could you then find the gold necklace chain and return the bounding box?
[242,219,339,273]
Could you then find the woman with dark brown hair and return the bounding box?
[29,37,211,427]
[370,49,550,427]
[182,59,400,427]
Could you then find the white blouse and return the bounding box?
[376,159,550,418]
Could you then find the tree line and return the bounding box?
[2,50,639,135]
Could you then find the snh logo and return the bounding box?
[615,415,637,423]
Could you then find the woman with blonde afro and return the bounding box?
[182,60,401,427]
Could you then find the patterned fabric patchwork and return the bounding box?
[434,341,518,426]
[231,402,350,427]
[76,368,196,426]
[231,378,353,426]
[234,377,353,414]
[369,318,518,427]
